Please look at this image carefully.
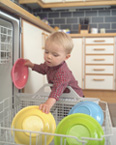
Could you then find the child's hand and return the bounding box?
[39,98,56,114]
[25,59,34,69]
[39,103,50,114]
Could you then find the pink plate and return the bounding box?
[11,58,29,89]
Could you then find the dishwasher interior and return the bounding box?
[0,84,113,145]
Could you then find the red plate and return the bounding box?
[11,58,29,89]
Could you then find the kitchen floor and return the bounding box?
[108,103,116,127]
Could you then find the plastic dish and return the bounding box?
[54,113,105,145]
[68,101,104,125]
[11,58,29,89]
[11,106,56,145]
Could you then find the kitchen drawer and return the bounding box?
[86,45,114,54]
[86,65,113,74]
[86,55,113,64]
[85,37,114,44]
[85,75,114,90]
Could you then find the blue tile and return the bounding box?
[73,24,79,30]
[112,10,116,16]
[54,18,65,24]
[67,18,78,24]
[60,24,72,30]
[98,10,110,16]
[112,23,116,29]
[38,13,47,19]
[47,18,53,24]
[105,17,116,22]
[71,30,78,33]
[90,24,98,28]
[48,12,59,18]
[85,10,97,16]
[73,11,84,17]
[92,17,103,23]
[98,23,110,29]
[106,29,116,33]
[61,12,72,17]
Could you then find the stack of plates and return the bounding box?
[11,58,29,89]
[11,106,56,145]
[68,101,104,125]
[54,113,105,145]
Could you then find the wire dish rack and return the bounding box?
[0,24,13,64]
[0,84,113,145]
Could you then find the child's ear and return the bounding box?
[66,54,71,60]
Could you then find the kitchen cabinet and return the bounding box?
[22,20,50,93]
[0,0,55,33]
[67,38,83,88]
[84,37,115,90]
[70,35,116,103]
[19,0,116,8]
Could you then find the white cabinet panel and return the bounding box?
[22,20,45,93]
[67,38,83,88]
[84,36,115,90]
[86,37,114,44]
[86,45,114,54]
[86,65,113,74]
[86,55,113,64]
[85,75,114,90]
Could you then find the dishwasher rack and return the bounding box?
[0,23,13,64]
[0,84,113,145]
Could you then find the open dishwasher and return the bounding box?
[0,84,113,145]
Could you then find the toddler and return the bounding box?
[25,32,83,114]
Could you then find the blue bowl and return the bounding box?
[68,101,104,125]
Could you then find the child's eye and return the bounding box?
[53,54,59,57]
[45,50,49,54]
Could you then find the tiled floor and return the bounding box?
[108,103,116,127]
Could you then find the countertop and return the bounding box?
[1,0,116,37]
[70,33,116,38]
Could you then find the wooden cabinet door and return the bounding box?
[22,20,45,93]
[67,38,83,88]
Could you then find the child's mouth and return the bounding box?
[46,61,51,64]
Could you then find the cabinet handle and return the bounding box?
[94,40,105,42]
[93,79,105,81]
[93,48,105,51]
[42,32,48,37]
[93,59,105,61]
[42,32,49,49]
[93,69,105,71]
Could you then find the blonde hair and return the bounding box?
[45,32,73,54]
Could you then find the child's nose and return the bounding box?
[47,53,52,59]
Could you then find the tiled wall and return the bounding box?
[11,0,116,34]
[33,8,116,34]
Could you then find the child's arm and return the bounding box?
[25,59,34,68]
[39,98,56,114]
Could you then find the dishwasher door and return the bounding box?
[111,128,116,145]
[0,10,20,102]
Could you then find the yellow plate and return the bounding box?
[11,106,56,145]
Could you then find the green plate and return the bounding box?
[54,113,105,145]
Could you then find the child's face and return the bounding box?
[44,42,70,67]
